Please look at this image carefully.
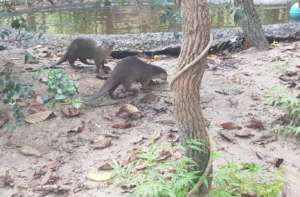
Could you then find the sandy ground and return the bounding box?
[0,41,300,197]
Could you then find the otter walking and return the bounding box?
[54,37,114,77]
[85,56,167,103]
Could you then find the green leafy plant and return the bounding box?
[266,85,300,135]
[0,63,30,104]
[41,69,81,108]
[209,162,282,197]
[11,17,27,30]
[0,63,30,128]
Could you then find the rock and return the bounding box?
[86,170,113,182]
[234,129,254,138]
[19,146,41,157]
[92,135,112,150]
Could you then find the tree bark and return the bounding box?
[171,0,212,196]
[235,0,269,50]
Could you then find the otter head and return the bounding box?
[100,40,115,51]
[152,66,168,81]
[159,71,168,81]
[95,40,114,56]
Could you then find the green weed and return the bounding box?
[113,143,203,197]
[209,162,282,197]
[266,85,300,135]
[113,141,282,197]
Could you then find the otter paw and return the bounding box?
[103,66,111,73]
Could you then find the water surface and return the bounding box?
[0,4,289,34]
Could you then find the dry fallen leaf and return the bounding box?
[157,149,172,161]
[19,145,41,157]
[166,131,179,142]
[141,93,159,104]
[241,192,257,197]
[121,184,136,193]
[246,118,264,130]
[253,134,277,145]
[0,170,14,188]
[67,121,85,135]
[92,135,112,149]
[86,170,113,182]
[117,104,139,114]
[159,166,176,175]
[112,122,132,129]
[98,162,113,171]
[151,130,161,143]
[135,161,149,171]
[221,122,242,130]
[219,131,236,143]
[285,70,298,77]
[116,104,142,120]
[0,111,9,128]
[61,105,81,118]
[272,158,284,168]
[25,111,55,124]
[122,150,138,165]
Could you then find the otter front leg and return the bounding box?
[68,56,77,68]
[96,61,111,78]
[96,61,107,78]
[141,78,152,90]
[118,79,138,98]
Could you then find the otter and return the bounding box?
[85,56,167,103]
[54,37,114,76]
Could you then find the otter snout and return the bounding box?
[160,73,168,80]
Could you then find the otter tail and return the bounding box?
[85,77,120,103]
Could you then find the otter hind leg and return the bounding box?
[68,55,77,67]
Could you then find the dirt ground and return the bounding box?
[1,41,300,197]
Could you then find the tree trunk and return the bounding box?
[171,0,212,196]
[235,0,269,50]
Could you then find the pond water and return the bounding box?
[0,4,289,34]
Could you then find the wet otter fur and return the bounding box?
[85,56,167,103]
[54,37,114,76]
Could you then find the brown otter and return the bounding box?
[85,56,167,103]
[54,37,114,76]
